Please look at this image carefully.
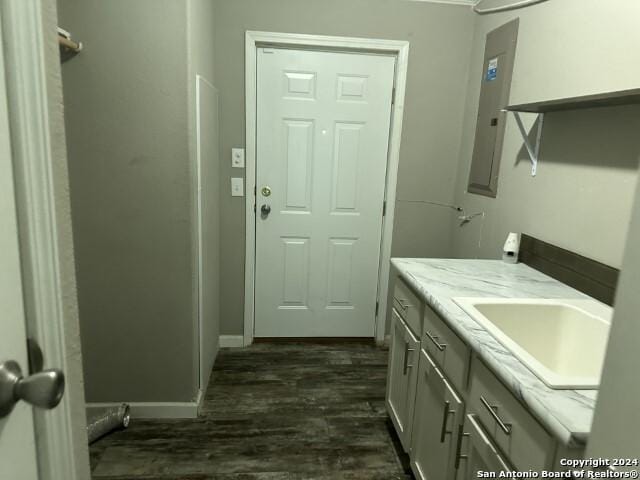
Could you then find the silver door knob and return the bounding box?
[260,204,271,216]
[0,360,65,418]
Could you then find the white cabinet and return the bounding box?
[386,276,581,478]
[455,414,513,479]
[411,349,464,480]
[386,308,420,451]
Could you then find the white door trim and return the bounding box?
[244,31,409,346]
[195,74,219,394]
[1,1,88,478]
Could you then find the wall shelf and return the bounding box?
[504,88,640,113]
[504,88,640,176]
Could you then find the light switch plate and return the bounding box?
[231,148,245,168]
[231,177,244,197]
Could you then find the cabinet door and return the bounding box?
[455,414,512,479]
[411,350,464,480]
[386,308,419,451]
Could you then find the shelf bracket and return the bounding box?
[510,111,544,176]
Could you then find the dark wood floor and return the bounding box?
[90,342,413,480]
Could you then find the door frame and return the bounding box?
[244,31,410,346]
[1,0,88,478]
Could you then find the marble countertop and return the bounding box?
[391,258,604,447]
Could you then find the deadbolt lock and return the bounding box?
[261,186,272,197]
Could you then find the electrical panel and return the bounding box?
[467,18,519,197]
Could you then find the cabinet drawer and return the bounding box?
[393,278,422,336]
[469,359,555,471]
[422,304,470,394]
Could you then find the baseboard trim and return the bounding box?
[86,400,199,419]
[253,337,374,344]
[219,335,244,348]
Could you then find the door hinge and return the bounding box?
[391,87,396,105]
[375,301,379,316]
[253,204,256,213]
[254,185,256,196]
[382,201,387,217]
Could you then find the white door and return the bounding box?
[255,47,395,337]
[0,21,39,478]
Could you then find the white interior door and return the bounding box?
[255,47,395,337]
[0,22,39,478]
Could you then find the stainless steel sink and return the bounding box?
[454,298,613,389]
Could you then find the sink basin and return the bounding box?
[454,298,612,389]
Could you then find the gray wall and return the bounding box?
[59,0,198,402]
[213,0,475,335]
[451,0,640,267]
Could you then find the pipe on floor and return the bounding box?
[87,403,130,444]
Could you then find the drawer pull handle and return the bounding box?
[397,299,412,310]
[480,395,512,435]
[454,424,470,469]
[425,331,447,352]
[439,400,455,443]
[402,342,415,375]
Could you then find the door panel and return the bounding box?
[327,238,356,307]
[282,237,310,307]
[386,310,420,452]
[284,119,314,210]
[255,48,395,337]
[456,414,512,479]
[331,122,362,212]
[411,350,464,480]
[0,21,39,478]
[386,311,410,443]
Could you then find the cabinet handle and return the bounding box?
[402,342,415,375]
[425,331,447,352]
[454,424,470,469]
[439,401,455,443]
[480,395,512,436]
[397,299,412,310]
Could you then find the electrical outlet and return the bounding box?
[232,148,245,168]
[231,177,244,197]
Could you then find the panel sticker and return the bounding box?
[486,57,498,81]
